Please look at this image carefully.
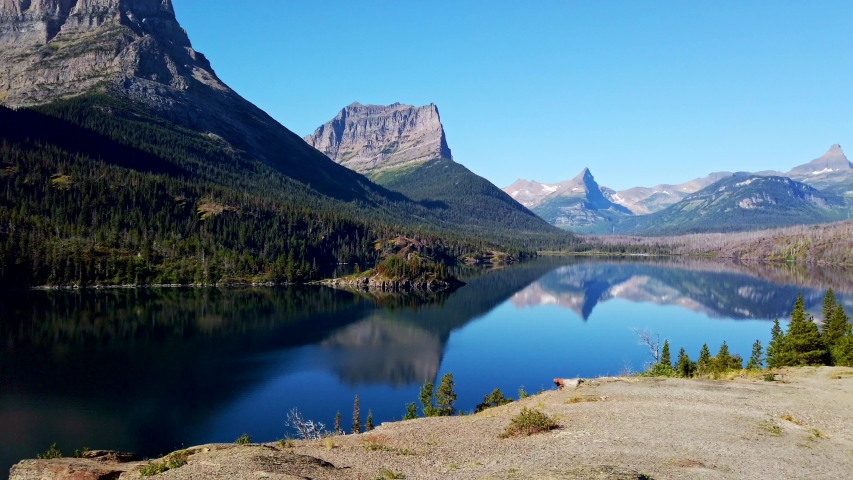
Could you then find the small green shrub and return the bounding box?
[235,433,252,445]
[37,443,62,459]
[640,362,676,377]
[518,386,528,399]
[499,407,558,438]
[165,451,188,469]
[72,447,90,458]
[139,461,169,476]
[763,373,776,382]
[374,469,406,479]
[402,402,418,420]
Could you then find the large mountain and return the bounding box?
[609,174,847,235]
[785,144,853,194]
[0,0,383,201]
[0,1,570,287]
[306,103,559,236]
[507,169,633,229]
[304,102,452,176]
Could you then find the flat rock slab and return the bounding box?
[9,458,138,480]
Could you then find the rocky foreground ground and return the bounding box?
[11,367,853,480]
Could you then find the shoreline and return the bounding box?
[10,366,853,479]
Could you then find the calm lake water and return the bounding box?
[1,258,851,474]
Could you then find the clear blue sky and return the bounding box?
[175,0,853,190]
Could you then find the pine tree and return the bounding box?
[825,305,853,365]
[351,395,361,434]
[832,334,853,367]
[419,380,436,417]
[824,305,851,353]
[403,402,418,420]
[434,373,457,416]
[821,288,837,324]
[660,340,671,367]
[334,411,342,435]
[675,347,696,378]
[746,340,764,370]
[715,341,734,372]
[766,318,786,368]
[475,388,513,413]
[365,410,374,431]
[697,343,712,374]
[785,293,828,365]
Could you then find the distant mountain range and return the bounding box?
[505,145,853,234]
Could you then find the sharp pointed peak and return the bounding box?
[573,167,594,181]
[826,143,844,155]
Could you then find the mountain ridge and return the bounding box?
[507,145,852,233]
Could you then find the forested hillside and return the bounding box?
[586,221,853,266]
[0,98,576,287]
[374,158,551,233]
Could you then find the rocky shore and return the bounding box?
[10,366,853,479]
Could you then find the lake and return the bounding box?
[1,258,851,474]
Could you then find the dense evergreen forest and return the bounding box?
[0,96,593,287]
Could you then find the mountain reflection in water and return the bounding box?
[0,258,850,476]
[511,260,852,321]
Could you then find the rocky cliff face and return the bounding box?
[0,0,376,199]
[305,102,452,175]
[0,0,215,105]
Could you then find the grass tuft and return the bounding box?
[781,414,803,425]
[758,420,782,436]
[373,469,405,479]
[234,433,252,445]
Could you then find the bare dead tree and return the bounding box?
[285,408,328,440]
[631,328,660,365]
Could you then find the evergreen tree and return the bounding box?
[403,402,418,420]
[351,395,361,434]
[697,343,712,374]
[825,305,853,365]
[434,373,458,416]
[475,388,513,413]
[365,410,374,432]
[715,341,734,372]
[832,334,853,367]
[675,347,696,378]
[766,318,786,368]
[784,293,828,365]
[746,340,764,370]
[334,411,342,435]
[824,305,852,354]
[821,288,837,324]
[660,340,671,367]
[419,380,436,417]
